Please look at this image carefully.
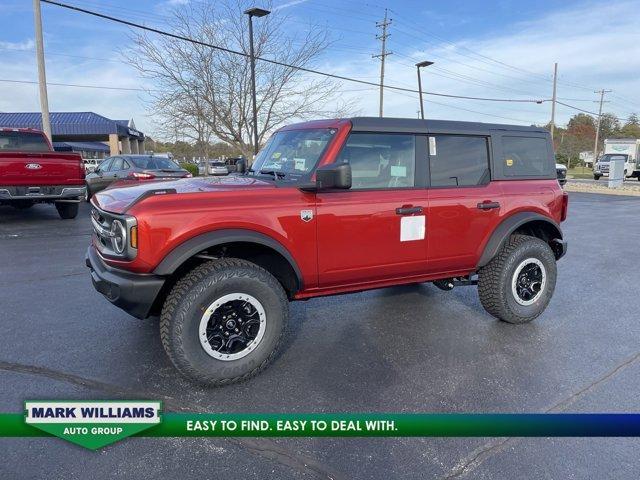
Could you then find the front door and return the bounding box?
[425,134,503,273]
[316,132,429,287]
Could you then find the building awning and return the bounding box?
[0,112,144,138]
[53,141,110,153]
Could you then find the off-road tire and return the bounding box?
[478,234,557,324]
[55,202,79,219]
[160,258,289,386]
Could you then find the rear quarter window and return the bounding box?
[501,136,553,178]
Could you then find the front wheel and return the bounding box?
[478,234,557,324]
[593,174,601,180]
[160,258,289,386]
[55,202,79,219]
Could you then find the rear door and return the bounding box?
[425,134,503,273]
[316,132,429,287]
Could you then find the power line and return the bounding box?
[0,78,153,92]
[40,0,546,104]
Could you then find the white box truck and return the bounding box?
[594,139,640,181]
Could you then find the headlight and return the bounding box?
[110,219,127,254]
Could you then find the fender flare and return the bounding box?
[153,229,303,290]
[476,212,563,268]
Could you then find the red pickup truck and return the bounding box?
[0,128,86,219]
[87,117,568,386]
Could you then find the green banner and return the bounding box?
[3,410,640,449]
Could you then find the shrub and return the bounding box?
[180,162,199,177]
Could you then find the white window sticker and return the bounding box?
[400,215,425,242]
[429,137,437,156]
[294,158,306,170]
[390,165,407,177]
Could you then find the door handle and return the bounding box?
[396,206,423,215]
[477,201,500,210]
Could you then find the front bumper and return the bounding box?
[0,185,85,201]
[85,246,165,319]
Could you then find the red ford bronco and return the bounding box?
[87,117,568,385]
[0,128,85,219]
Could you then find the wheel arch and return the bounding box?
[153,229,303,295]
[477,212,564,268]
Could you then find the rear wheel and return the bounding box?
[478,234,557,324]
[593,174,601,180]
[160,258,289,386]
[55,202,79,219]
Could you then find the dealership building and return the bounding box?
[0,112,145,158]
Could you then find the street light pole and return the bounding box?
[244,7,270,159]
[415,61,433,120]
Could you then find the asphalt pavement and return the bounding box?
[1,193,639,479]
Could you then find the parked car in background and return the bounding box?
[555,163,567,186]
[83,158,100,174]
[199,160,229,176]
[224,157,247,173]
[85,154,191,201]
[0,127,85,219]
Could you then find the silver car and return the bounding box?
[200,161,228,176]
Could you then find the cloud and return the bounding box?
[331,0,640,125]
[273,0,311,12]
[1,0,638,140]
[0,39,35,51]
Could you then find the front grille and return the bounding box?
[91,207,115,252]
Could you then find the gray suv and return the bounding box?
[85,155,190,200]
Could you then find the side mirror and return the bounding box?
[236,158,247,174]
[316,163,352,190]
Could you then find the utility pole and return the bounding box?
[592,89,611,168]
[373,9,392,117]
[550,62,558,142]
[33,0,51,142]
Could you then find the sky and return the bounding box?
[0,0,639,139]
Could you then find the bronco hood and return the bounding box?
[93,175,273,214]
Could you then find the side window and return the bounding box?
[502,136,551,177]
[336,133,415,189]
[110,158,123,171]
[98,158,112,172]
[122,160,131,170]
[429,135,489,187]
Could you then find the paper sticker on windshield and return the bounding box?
[428,137,437,156]
[390,165,407,177]
[294,158,306,170]
[273,152,282,159]
[506,158,514,167]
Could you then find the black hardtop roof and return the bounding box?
[349,117,548,135]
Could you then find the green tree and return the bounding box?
[598,113,621,139]
[620,113,640,138]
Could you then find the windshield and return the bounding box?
[129,156,180,170]
[600,154,628,162]
[251,128,336,180]
[0,131,50,152]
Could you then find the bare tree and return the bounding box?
[125,0,352,160]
